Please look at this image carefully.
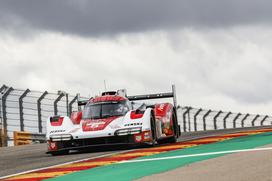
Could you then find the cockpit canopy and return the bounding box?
[82,100,132,119]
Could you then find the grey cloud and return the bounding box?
[2,27,272,107]
[0,0,272,37]
[210,60,272,104]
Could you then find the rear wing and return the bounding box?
[77,85,177,107]
[127,85,177,108]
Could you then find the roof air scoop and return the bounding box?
[101,91,117,96]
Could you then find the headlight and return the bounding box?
[115,127,142,136]
[50,134,72,141]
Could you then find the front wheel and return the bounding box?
[51,150,69,156]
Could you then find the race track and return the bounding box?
[0,126,271,180]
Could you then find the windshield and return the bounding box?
[82,101,130,119]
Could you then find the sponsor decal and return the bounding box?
[82,117,119,131]
[135,135,142,142]
[87,121,106,128]
[124,123,143,127]
[134,131,152,143]
[50,142,56,149]
[50,130,66,134]
[48,141,58,151]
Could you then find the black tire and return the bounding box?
[168,135,177,143]
[150,112,157,146]
[166,109,179,143]
[51,150,69,156]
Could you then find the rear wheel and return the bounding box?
[150,112,157,146]
[171,109,180,142]
[165,110,179,144]
[167,134,177,143]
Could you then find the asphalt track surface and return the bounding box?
[0,126,271,178]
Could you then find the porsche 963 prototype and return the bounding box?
[46,86,181,155]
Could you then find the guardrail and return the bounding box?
[13,131,46,146]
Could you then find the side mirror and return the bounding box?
[70,111,82,125]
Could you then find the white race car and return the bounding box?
[46,86,180,155]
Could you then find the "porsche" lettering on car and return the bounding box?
[50,130,66,134]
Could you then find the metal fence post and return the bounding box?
[232,113,241,128]
[0,85,8,147]
[37,91,48,133]
[1,87,13,146]
[0,85,8,120]
[187,107,192,132]
[203,110,212,131]
[260,115,269,126]
[194,109,202,131]
[69,95,78,116]
[77,93,82,111]
[252,114,260,126]
[19,89,30,131]
[0,85,7,123]
[223,112,232,129]
[0,85,8,93]
[66,94,69,116]
[182,107,191,132]
[241,114,249,128]
[54,93,64,116]
[213,111,222,130]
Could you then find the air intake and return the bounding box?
[101,91,117,96]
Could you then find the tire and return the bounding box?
[51,150,69,156]
[150,112,157,146]
[168,135,177,143]
[169,109,180,143]
[165,110,179,144]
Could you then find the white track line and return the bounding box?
[119,147,272,164]
[0,150,132,180]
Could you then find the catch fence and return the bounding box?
[0,85,83,146]
[1,84,271,147]
[179,106,272,132]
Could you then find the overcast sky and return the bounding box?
[1,0,272,115]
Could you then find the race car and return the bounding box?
[46,85,181,155]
